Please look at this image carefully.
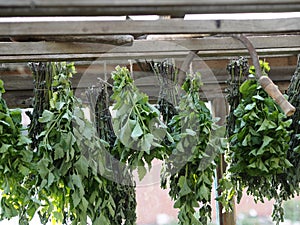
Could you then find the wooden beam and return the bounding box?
[0,49,298,63]
[0,18,299,36]
[1,0,300,16]
[3,0,300,6]
[2,35,300,54]
[0,35,299,62]
[10,35,134,45]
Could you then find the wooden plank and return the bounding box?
[0,35,300,62]
[10,35,134,45]
[0,49,298,63]
[2,35,300,55]
[0,18,299,36]
[2,0,300,6]
[1,0,300,16]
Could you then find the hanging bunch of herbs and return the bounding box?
[111,66,172,180]
[150,60,179,157]
[283,55,300,196]
[218,60,293,225]
[225,57,248,137]
[27,62,52,149]
[87,84,137,225]
[29,62,115,225]
[216,57,248,213]
[0,80,35,225]
[151,60,178,124]
[161,72,218,225]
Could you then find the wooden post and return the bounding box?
[212,97,236,225]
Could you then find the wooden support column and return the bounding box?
[212,97,235,225]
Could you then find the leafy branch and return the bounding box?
[161,72,219,225]
[87,85,137,225]
[219,60,293,225]
[30,62,116,225]
[111,66,172,180]
[0,80,34,225]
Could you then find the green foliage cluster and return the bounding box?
[32,62,116,224]
[218,59,294,225]
[0,80,34,224]
[1,58,299,225]
[161,73,220,225]
[86,85,137,225]
[0,62,121,225]
[111,66,173,180]
[284,55,300,197]
[111,65,220,225]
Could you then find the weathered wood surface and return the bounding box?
[1,0,300,16]
[0,18,299,36]
[10,35,134,45]
[0,35,299,62]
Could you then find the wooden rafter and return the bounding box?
[0,35,299,62]
[0,0,300,16]
[0,18,300,36]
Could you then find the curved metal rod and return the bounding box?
[232,34,262,78]
[232,34,295,116]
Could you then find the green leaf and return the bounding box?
[174,199,183,209]
[258,136,273,154]
[239,79,256,96]
[116,103,131,117]
[141,133,154,153]
[137,165,147,181]
[47,172,55,187]
[81,197,89,213]
[19,164,30,176]
[252,94,265,101]
[0,79,5,94]
[284,159,293,168]
[185,128,196,136]
[245,102,256,111]
[74,156,89,177]
[0,143,11,153]
[27,203,39,220]
[54,144,65,160]
[82,122,94,140]
[257,119,277,132]
[131,122,143,139]
[258,159,268,172]
[178,176,192,196]
[55,101,65,110]
[72,189,81,208]
[37,158,50,179]
[17,135,32,146]
[118,119,133,147]
[9,108,22,124]
[199,185,211,201]
[71,174,84,197]
[38,110,54,123]
[94,214,110,225]
[294,145,300,153]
